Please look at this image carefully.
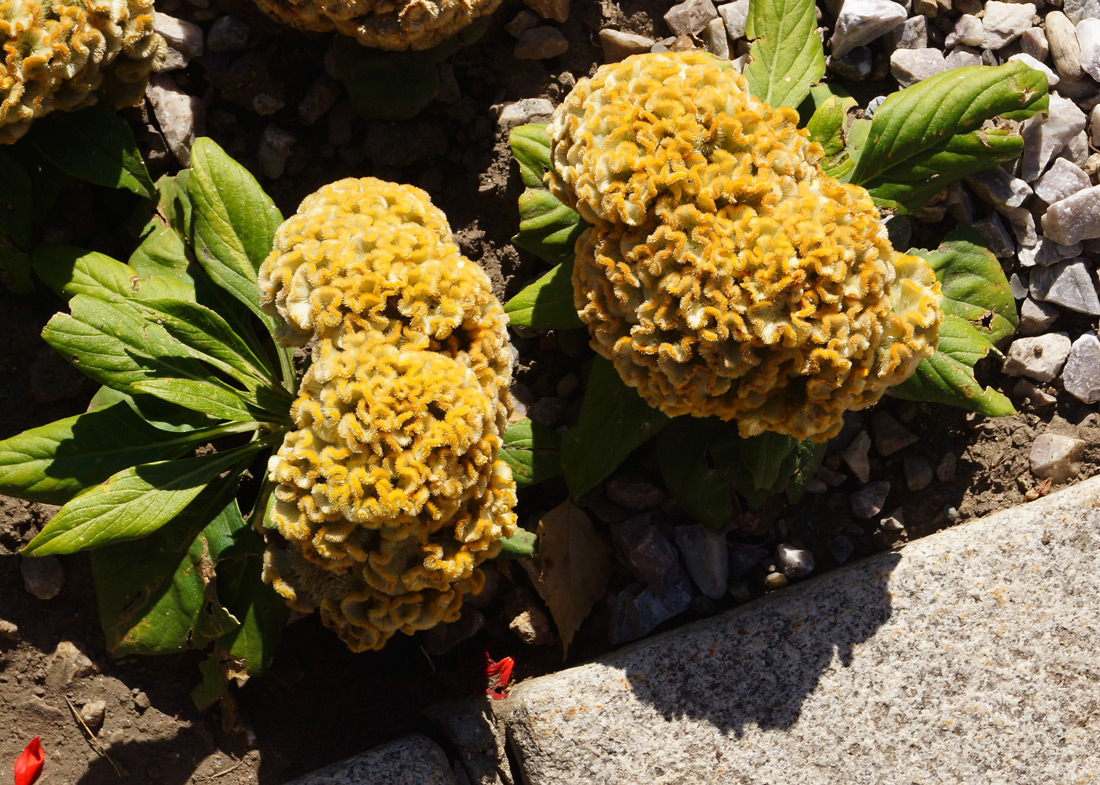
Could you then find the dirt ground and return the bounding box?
[2,0,1099,782]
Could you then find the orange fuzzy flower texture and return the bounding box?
[248,0,501,50]
[258,178,516,651]
[553,52,942,441]
[0,0,165,142]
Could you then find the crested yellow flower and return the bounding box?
[553,52,942,441]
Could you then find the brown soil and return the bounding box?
[2,0,1098,783]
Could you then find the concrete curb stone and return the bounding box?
[280,734,456,785]
[495,475,1100,784]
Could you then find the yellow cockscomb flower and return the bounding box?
[248,0,501,50]
[553,52,942,441]
[258,178,516,651]
[0,0,165,142]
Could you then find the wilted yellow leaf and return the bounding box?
[528,499,611,659]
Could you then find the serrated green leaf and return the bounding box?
[42,294,214,393]
[510,124,553,188]
[864,129,1024,213]
[0,402,208,504]
[136,298,280,389]
[513,188,587,266]
[501,418,562,488]
[185,138,283,323]
[89,386,217,433]
[129,213,193,282]
[847,63,1048,188]
[29,103,154,197]
[33,244,194,303]
[504,260,584,329]
[92,482,244,657]
[889,229,1018,416]
[22,444,258,556]
[132,378,264,423]
[561,357,669,498]
[744,0,825,109]
[917,227,1018,342]
[889,316,1015,416]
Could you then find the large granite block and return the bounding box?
[499,477,1100,784]
[281,734,456,785]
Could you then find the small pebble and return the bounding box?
[505,10,540,37]
[851,481,891,518]
[1029,259,1100,316]
[1001,333,1072,382]
[497,98,555,127]
[1019,94,1087,182]
[1062,333,1100,404]
[258,125,295,179]
[80,700,107,731]
[606,475,665,512]
[514,27,569,59]
[702,16,729,58]
[764,572,789,590]
[664,0,718,36]
[892,16,928,49]
[1018,297,1061,336]
[935,452,957,482]
[508,608,555,646]
[1020,26,1049,61]
[841,431,872,483]
[890,47,947,85]
[1041,186,1100,246]
[674,524,729,599]
[523,0,569,23]
[22,556,64,600]
[728,545,768,578]
[598,28,655,61]
[1064,0,1100,23]
[776,543,815,578]
[1014,379,1058,407]
[827,535,855,565]
[831,0,907,56]
[298,77,341,126]
[1029,432,1085,482]
[147,74,203,166]
[980,1,1036,50]
[718,0,750,39]
[0,619,18,642]
[904,457,934,491]
[206,15,250,53]
[1046,11,1084,80]
[153,12,203,71]
[870,411,919,456]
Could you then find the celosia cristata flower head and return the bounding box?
[248,0,500,50]
[0,0,165,143]
[552,52,942,441]
[259,178,516,651]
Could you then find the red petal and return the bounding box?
[14,736,44,785]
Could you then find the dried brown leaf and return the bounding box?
[529,499,610,659]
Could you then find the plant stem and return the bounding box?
[496,528,538,559]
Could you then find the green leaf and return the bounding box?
[512,188,587,266]
[657,421,736,529]
[888,228,1018,416]
[340,45,440,121]
[42,294,216,393]
[136,298,279,389]
[504,260,584,329]
[804,91,862,180]
[785,439,827,504]
[33,244,194,303]
[846,63,1048,188]
[510,124,553,188]
[129,213,193,282]
[500,418,562,488]
[743,0,825,109]
[132,378,266,423]
[185,138,284,323]
[561,357,670,498]
[0,402,208,504]
[738,431,800,490]
[864,128,1025,213]
[918,227,1018,342]
[29,102,154,197]
[889,316,1015,416]
[92,480,243,656]
[89,386,217,433]
[22,444,258,556]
